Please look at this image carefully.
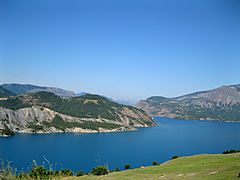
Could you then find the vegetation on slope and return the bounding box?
[0,86,15,98]
[0,91,155,135]
[0,96,31,110]
[43,115,121,131]
[0,91,153,124]
[0,122,14,136]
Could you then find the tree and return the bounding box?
[124,164,131,170]
[91,166,108,176]
[152,161,158,166]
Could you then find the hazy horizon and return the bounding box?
[1,0,240,101]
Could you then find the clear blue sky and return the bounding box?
[0,0,240,101]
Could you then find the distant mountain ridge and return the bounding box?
[115,100,137,106]
[137,84,240,121]
[1,83,76,98]
[0,86,16,98]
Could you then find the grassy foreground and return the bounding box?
[61,153,240,180]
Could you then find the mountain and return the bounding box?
[1,83,75,98]
[0,91,155,136]
[115,100,137,106]
[76,92,87,96]
[137,84,240,121]
[0,86,15,98]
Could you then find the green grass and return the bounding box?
[60,153,240,180]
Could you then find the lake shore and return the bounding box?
[1,117,239,173]
[0,126,137,137]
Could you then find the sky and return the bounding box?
[0,0,240,101]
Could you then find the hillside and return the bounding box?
[62,153,240,180]
[1,83,76,98]
[0,91,155,136]
[0,86,15,98]
[137,84,240,121]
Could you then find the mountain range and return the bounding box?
[1,83,240,136]
[137,84,240,121]
[0,84,155,136]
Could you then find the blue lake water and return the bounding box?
[0,117,240,173]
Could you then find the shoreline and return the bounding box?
[153,116,240,123]
[2,117,240,137]
[0,126,138,137]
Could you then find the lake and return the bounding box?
[0,117,240,173]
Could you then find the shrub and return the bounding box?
[152,161,158,166]
[114,168,120,172]
[124,164,131,170]
[60,169,73,176]
[29,166,48,179]
[54,170,61,176]
[172,155,179,160]
[76,171,84,176]
[17,172,30,179]
[91,166,108,176]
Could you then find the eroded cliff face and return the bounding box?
[0,105,155,136]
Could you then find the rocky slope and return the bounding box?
[137,84,240,121]
[0,92,155,136]
[1,83,76,98]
